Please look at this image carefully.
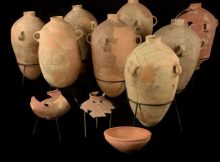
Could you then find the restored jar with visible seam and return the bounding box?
[125,35,181,127]
[11,11,44,80]
[64,5,97,73]
[91,14,140,97]
[176,3,218,69]
[34,16,81,88]
[117,0,156,41]
[155,19,201,93]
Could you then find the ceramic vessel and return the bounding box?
[125,35,181,127]
[11,11,44,80]
[30,89,70,120]
[34,16,82,88]
[91,14,141,97]
[64,5,97,73]
[155,19,201,93]
[117,0,157,41]
[177,3,218,69]
[80,91,115,118]
[104,126,151,153]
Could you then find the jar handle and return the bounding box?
[174,64,182,75]
[33,31,40,41]
[86,34,92,45]
[153,16,158,26]
[136,35,142,44]
[18,31,24,41]
[75,28,83,40]
[91,21,97,30]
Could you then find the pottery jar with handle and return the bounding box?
[125,35,181,127]
[117,0,157,41]
[91,14,141,97]
[176,3,218,70]
[64,5,97,73]
[154,19,201,93]
[34,16,82,88]
[11,11,44,80]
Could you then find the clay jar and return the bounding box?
[117,0,157,41]
[91,14,141,97]
[155,19,201,93]
[177,3,218,69]
[125,35,181,127]
[11,11,44,80]
[34,16,82,88]
[30,89,70,120]
[64,5,97,73]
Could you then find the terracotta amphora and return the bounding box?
[125,35,181,127]
[11,11,44,80]
[64,5,97,73]
[117,0,157,41]
[34,16,82,88]
[30,89,70,120]
[155,19,201,93]
[176,3,218,69]
[91,14,141,97]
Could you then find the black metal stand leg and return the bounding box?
[191,73,195,94]
[84,112,87,138]
[56,119,62,143]
[32,117,39,135]
[96,118,98,129]
[174,98,183,132]
[109,113,112,128]
[21,65,26,90]
[132,104,138,126]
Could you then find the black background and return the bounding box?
[1,0,219,161]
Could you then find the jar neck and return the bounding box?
[23,11,36,17]
[189,3,202,10]
[145,35,161,44]
[107,14,119,22]
[128,0,139,3]
[171,19,185,26]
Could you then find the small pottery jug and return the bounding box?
[155,19,201,93]
[11,11,44,80]
[117,0,157,41]
[91,14,141,97]
[176,3,218,69]
[34,16,82,88]
[125,35,181,127]
[64,5,97,73]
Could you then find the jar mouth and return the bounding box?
[23,11,36,16]
[50,16,63,21]
[189,3,202,10]
[72,4,83,9]
[171,19,185,26]
[145,35,161,44]
[107,14,119,21]
[128,0,139,3]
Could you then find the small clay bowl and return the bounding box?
[104,126,151,153]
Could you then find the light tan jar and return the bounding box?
[64,5,97,73]
[125,35,181,127]
[11,11,44,80]
[117,0,157,41]
[34,16,82,88]
[155,19,201,93]
[91,14,141,97]
[177,3,218,69]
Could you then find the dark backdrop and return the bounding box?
[1,0,219,161]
